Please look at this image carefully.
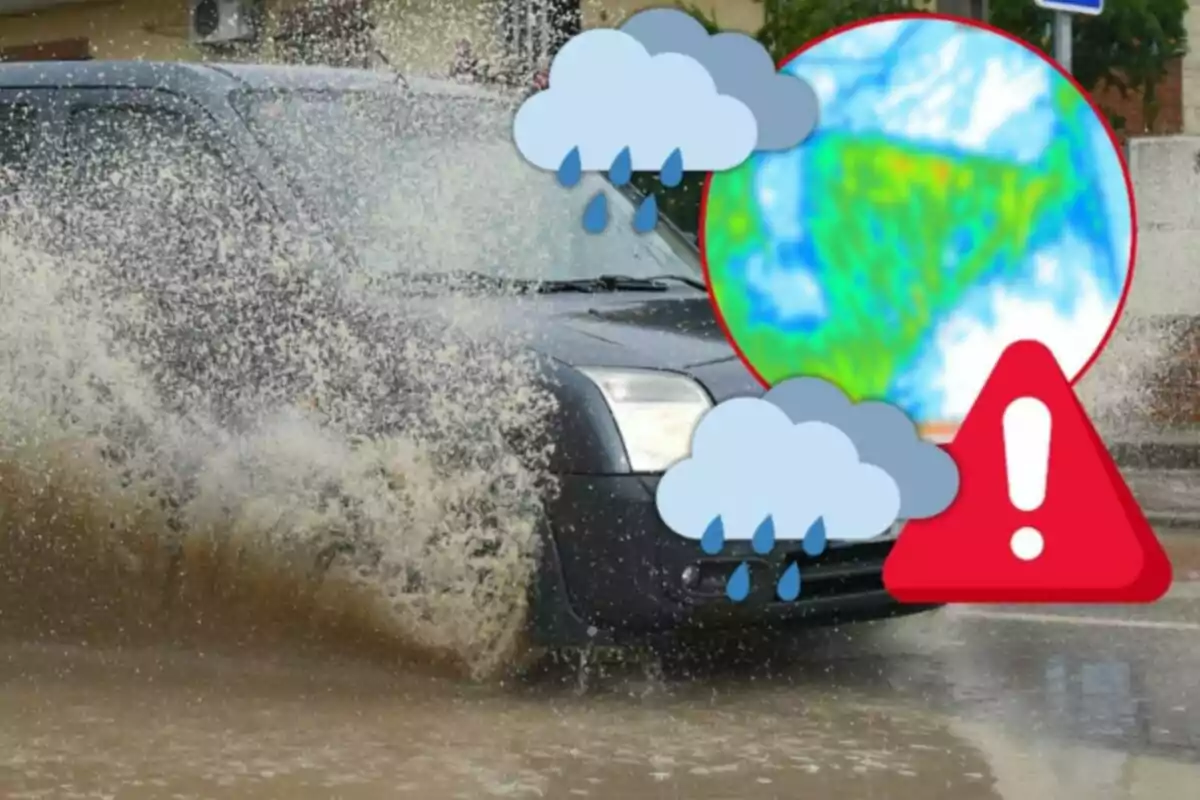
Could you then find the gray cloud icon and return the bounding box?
[619,8,820,152]
[763,377,960,520]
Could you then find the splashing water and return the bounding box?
[660,148,684,188]
[0,88,563,681]
[633,195,659,234]
[608,147,633,186]
[777,562,801,601]
[701,515,725,555]
[582,192,609,233]
[557,146,582,188]
[726,562,751,602]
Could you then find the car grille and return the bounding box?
[680,539,893,604]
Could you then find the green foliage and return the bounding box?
[754,0,922,61]
[705,132,1074,396]
[629,170,707,238]
[988,0,1188,132]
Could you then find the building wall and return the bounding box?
[1109,135,1200,424]
[374,0,767,76]
[0,0,489,70]
[0,0,197,60]
[371,0,508,75]
[580,0,762,31]
[1093,59,1185,137]
[0,0,946,72]
[0,0,768,68]
[1184,0,1200,132]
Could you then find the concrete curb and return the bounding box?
[1121,467,1200,529]
[1110,441,1200,471]
[1142,511,1200,529]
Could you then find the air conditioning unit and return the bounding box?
[190,0,260,44]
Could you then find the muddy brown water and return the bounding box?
[3,455,1200,800]
[2,437,1200,800]
[2,610,1197,800]
[5,550,1200,800]
[0,624,1006,800]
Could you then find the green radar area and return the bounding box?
[705,132,1080,403]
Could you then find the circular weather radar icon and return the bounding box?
[701,14,1136,438]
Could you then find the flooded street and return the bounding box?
[0,532,1196,800]
[0,34,1189,800]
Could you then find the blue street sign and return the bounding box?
[1035,0,1104,16]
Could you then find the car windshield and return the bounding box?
[235,86,702,284]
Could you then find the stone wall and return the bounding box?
[1081,136,1200,428]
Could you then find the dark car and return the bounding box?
[0,61,934,650]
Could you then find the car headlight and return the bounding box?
[577,367,712,473]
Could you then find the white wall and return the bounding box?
[1124,136,1200,317]
[1077,135,1200,427]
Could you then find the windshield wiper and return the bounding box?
[643,274,707,291]
[535,274,706,294]
[417,273,633,294]
[373,271,707,295]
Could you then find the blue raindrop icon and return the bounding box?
[557,147,581,188]
[701,516,725,555]
[751,515,775,555]
[726,562,751,602]
[582,191,609,233]
[609,147,632,186]
[803,517,828,557]
[633,194,658,234]
[777,563,801,601]
[660,148,684,188]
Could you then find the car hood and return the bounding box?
[516,290,764,403]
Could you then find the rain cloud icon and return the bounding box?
[654,377,960,602]
[512,8,819,234]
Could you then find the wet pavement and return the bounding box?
[2,530,1200,799]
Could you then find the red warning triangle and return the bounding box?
[883,339,1172,604]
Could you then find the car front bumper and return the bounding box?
[529,474,937,647]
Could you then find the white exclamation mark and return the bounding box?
[1002,396,1052,562]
